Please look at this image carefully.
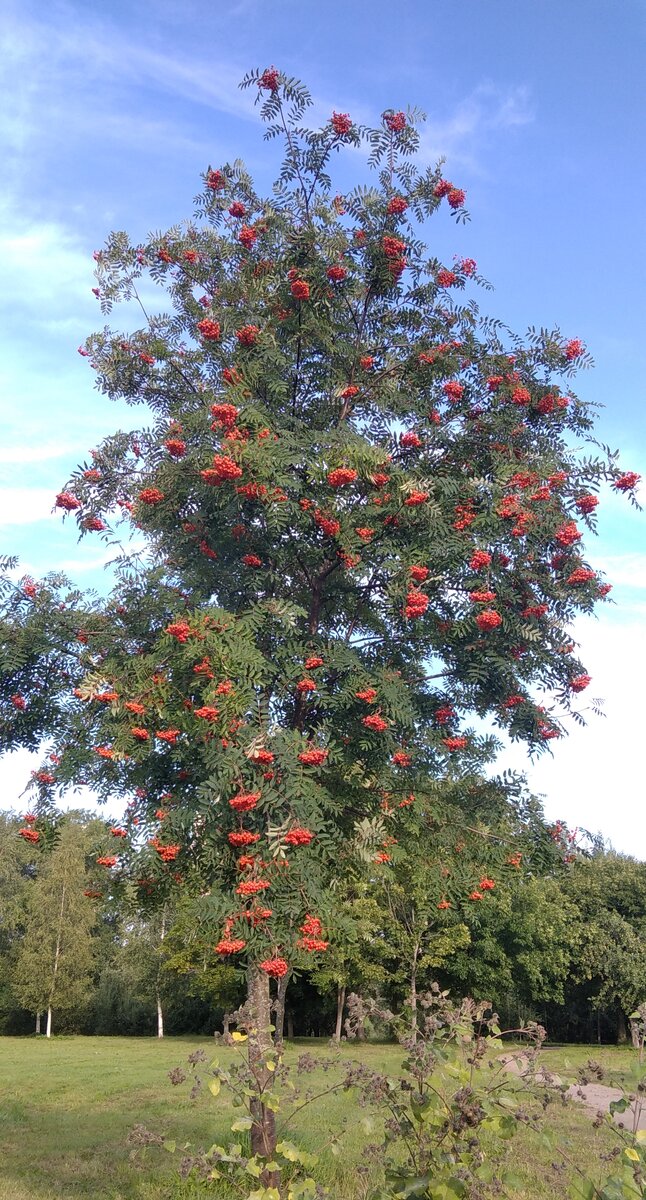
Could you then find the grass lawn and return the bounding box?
[0,1035,635,1199]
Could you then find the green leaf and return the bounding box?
[569,1180,595,1200]
[163,1139,176,1154]
[276,1140,317,1168]
[386,1172,431,1198]
[277,1141,301,1162]
[502,1170,525,1189]
[287,1180,319,1200]
[231,1116,253,1132]
[208,1078,221,1097]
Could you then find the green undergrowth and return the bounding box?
[0,1036,627,1199]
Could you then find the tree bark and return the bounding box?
[617,1009,628,1044]
[286,1009,294,1040]
[156,996,164,1039]
[247,964,279,1186]
[273,970,290,1047]
[35,1011,41,1035]
[410,943,420,1043]
[46,1006,52,1038]
[334,984,346,1043]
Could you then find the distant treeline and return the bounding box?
[1,809,645,1044]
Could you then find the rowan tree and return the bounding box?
[1,67,640,1170]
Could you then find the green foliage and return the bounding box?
[132,989,556,1200]
[562,856,646,1028]
[12,821,96,1031]
[343,988,553,1199]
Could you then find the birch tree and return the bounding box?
[13,821,95,1036]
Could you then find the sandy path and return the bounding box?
[501,1052,646,1131]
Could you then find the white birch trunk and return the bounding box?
[46,881,67,1039]
[334,984,346,1043]
[155,908,167,1038]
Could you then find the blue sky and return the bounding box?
[1,0,644,851]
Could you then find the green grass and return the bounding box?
[0,1035,633,1199]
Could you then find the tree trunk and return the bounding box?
[35,1011,41,1035]
[273,970,290,1047]
[334,984,346,1043]
[617,1009,628,1044]
[247,964,279,1186]
[155,908,166,1039]
[46,880,66,1038]
[410,944,419,1043]
[286,1009,294,1040]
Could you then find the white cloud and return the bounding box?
[0,488,56,526]
[0,207,95,326]
[0,749,41,810]
[0,444,71,465]
[499,611,646,857]
[593,553,646,591]
[0,5,538,191]
[0,747,117,820]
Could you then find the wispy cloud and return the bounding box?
[1,5,537,195]
[419,83,534,170]
[0,444,71,465]
[0,10,256,160]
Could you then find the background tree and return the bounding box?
[1,65,639,1171]
[309,877,389,1041]
[160,895,243,1034]
[441,873,578,1027]
[12,819,96,1036]
[560,854,646,1043]
[0,812,35,1030]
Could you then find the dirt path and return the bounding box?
[565,1081,646,1131]
[501,1053,646,1131]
